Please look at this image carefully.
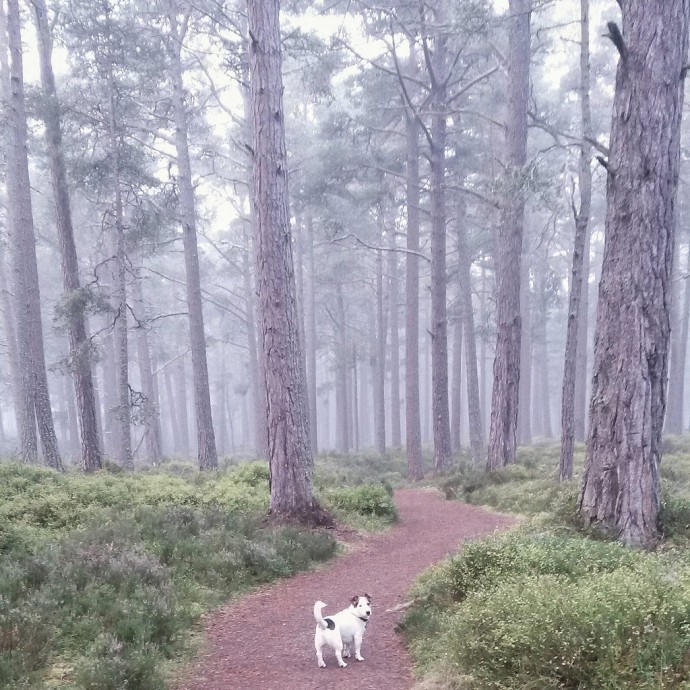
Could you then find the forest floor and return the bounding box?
[175,488,515,690]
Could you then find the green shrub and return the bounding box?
[322,483,397,522]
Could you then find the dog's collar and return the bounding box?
[355,615,369,625]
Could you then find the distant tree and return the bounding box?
[487,0,531,471]
[579,2,690,547]
[248,0,327,523]
[560,0,592,481]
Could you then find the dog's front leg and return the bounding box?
[354,634,364,662]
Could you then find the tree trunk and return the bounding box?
[305,213,318,455]
[248,0,324,523]
[175,354,190,457]
[374,244,386,456]
[133,277,162,463]
[101,331,119,459]
[579,0,690,547]
[517,257,532,444]
[404,97,423,479]
[574,230,591,442]
[450,313,463,453]
[32,0,101,472]
[561,0,593,480]
[429,29,452,471]
[335,282,349,454]
[168,17,217,470]
[163,363,181,455]
[6,0,62,468]
[351,344,359,451]
[457,220,484,464]
[487,0,531,470]
[388,229,402,449]
[667,231,686,434]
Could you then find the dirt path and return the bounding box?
[177,488,514,690]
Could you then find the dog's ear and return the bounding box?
[351,595,359,605]
[364,593,372,603]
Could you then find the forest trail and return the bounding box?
[176,488,514,690]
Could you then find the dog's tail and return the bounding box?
[313,600,329,630]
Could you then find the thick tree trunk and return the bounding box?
[579,0,690,547]
[33,0,101,472]
[561,0,593,480]
[6,0,61,468]
[404,104,423,479]
[429,33,452,470]
[168,20,217,470]
[248,0,324,523]
[487,0,531,470]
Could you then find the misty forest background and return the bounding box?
[0,0,680,475]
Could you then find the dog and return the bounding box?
[313,594,372,668]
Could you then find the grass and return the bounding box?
[403,438,690,690]
[0,454,399,689]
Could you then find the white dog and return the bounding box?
[313,595,372,668]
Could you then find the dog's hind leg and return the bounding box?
[342,643,351,658]
[315,638,327,668]
[334,646,347,668]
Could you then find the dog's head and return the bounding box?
[350,594,372,621]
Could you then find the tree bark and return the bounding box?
[579,0,690,547]
[248,0,324,523]
[304,213,318,455]
[374,243,386,456]
[574,230,591,442]
[32,0,101,472]
[404,97,423,479]
[561,0,593,480]
[487,0,531,470]
[429,27,452,470]
[388,229,402,449]
[168,14,218,470]
[5,0,61,468]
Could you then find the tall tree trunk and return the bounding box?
[517,257,532,444]
[242,232,268,458]
[351,344,359,451]
[335,282,349,454]
[487,0,531,470]
[574,230,591,442]
[304,213,318,455]
[480,264,488,437]
[404,97,423,479]
[133,277,162,462]
[450,313,463,453]
[168,15,217,470]
[175,354,190,457]
[579,0,690,547]
[374,243,386,456]
[248,0,324,523]
[388,229,402,449]
[164,363,181,455]
[6,0,61,468]
[101,331,119,459]
[429,28,452,470]
[561,0,593,479]
[457,219,484,464]
[667,231,687,434]
[32,0,101,471]
[0,244,22,442]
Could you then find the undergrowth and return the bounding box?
[404,438,690,689]
[0,456,397,689]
